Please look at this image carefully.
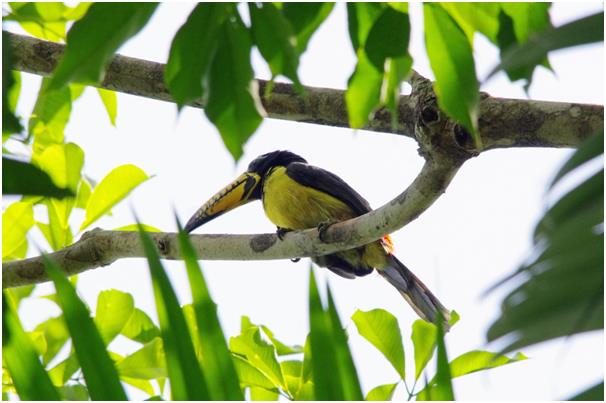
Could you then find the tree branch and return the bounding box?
[3,160,460,288]
[6,31,603,148]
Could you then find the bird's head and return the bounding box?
[184,150,306,233]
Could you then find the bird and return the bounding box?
[185,150,450,327]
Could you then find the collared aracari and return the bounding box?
[185,150,450,326]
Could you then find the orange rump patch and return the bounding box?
[381,234,394,254]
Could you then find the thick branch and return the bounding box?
[2,160,460,288]
[7,31,603,148]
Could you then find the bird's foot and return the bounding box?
[276,227,292,241]
[317,221,336,243]
[290,257,301,263]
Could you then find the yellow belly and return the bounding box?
[262,166,355,230]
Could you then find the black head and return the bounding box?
[247,150,307,177]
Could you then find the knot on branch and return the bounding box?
[409,74,478,164]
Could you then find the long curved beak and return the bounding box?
[184,172,261,233]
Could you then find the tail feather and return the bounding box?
[380,254,451,330]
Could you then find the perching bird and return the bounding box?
[185,150,450,326]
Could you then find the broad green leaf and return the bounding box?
[433,315,454,400]
[500,3,551,43]
[2,32,23,135]
[75,178,92,209]
[80,164,149,230]
[281,360,303,398]
[282,3,334,54]
[352,308,405,378]
[2,201,34,261]
[48,352,80,386]
[569,381,604,401]
[326,288,364,400]
[139,225,210,400]
[249,3,301,88]
[34,142,84,196]
[5,284,35,309]
[6,3,67,41]
[48,3,158,90]
[346,3,384,52]
[58,384,89,401]
[115,223,162,232]
[165,3,229,108]
[29,78,72,153]
[364,7,410,70]
[205,14,264,161]
[2,294,61,400]
[448,350,527,379]
[62,3,93,21]
[40,200,73,250]
[2,158,73,199]
[177,220,243,400]
[366,382,398,401]
[241,316,302,355]
[96,88,117,125]
[230,327,285,390]
[440,3,500,43]
[345,51,383,128]
[33,315,69,366]
[116,337,167,380]
[121,376,155,396]
[43,256,127,400]
[411,319,438,380]
[550,130,603,188]
[424,3,480,148]
[95,289,135,344]
[308,268,343,400]
[232,354,277,391]
[121,308,160,344]
[250,386,280,400]
[490,12,602,82]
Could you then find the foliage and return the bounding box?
[2,2,603,401]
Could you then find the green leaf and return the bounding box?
[48,3,158,90]
[366,382,398,401]
[2,32,23,135]
[34,142,84,193]
[2,201,34,261]
[177,220,243,400]
[308,268,343,400]
[352,309,405,378]
[326,288,364,400]
[433,315,454,400]
[2,293,61,400]
[165,3,229,108]
[347,3,384,52]
[96,88,117,125]
[364,7,410,70]
[139,225,210,400]
[6,3,67,41]
[33,316,69,366]
[424,3,480,148]
[440,3,500,44]
[115,223,162,232]
[116,337,167,380]
[249,3,301,88]
[95,289,135,344]
[40,200,74,250]
[43,257,127,400]
[232,354,277,391]
[345,51,383,129]
[250,386,280,401]
[58,384,89,401]
[281,360,303,398]
[411,319,438,380]
[80,164,149,230]
[448,350,527,379]
[29,78,72,153]
[121,308,160,344]
[500,3,552,43]
[230,327,285,390]
[75,178,92,209]
[569,381,604,401]
[282,3,335,54]
[5,284,35,309]
[48,352,80,387]
[205,14,264,161]
[241,316,302,356]
[490,12,603,82]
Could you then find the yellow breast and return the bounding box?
[262,166,356,230]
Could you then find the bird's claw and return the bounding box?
[317,221,336,243]
[276,227,292,241]
[290,258,301,263]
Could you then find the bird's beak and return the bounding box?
[184,172,261,233]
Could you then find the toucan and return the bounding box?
[185,150,450,326]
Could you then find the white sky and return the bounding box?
[7,2,604,400]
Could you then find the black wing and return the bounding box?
[286,162,372,216]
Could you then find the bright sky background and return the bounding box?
[7,2,604,400]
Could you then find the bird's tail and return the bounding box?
[379,254,451,330]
